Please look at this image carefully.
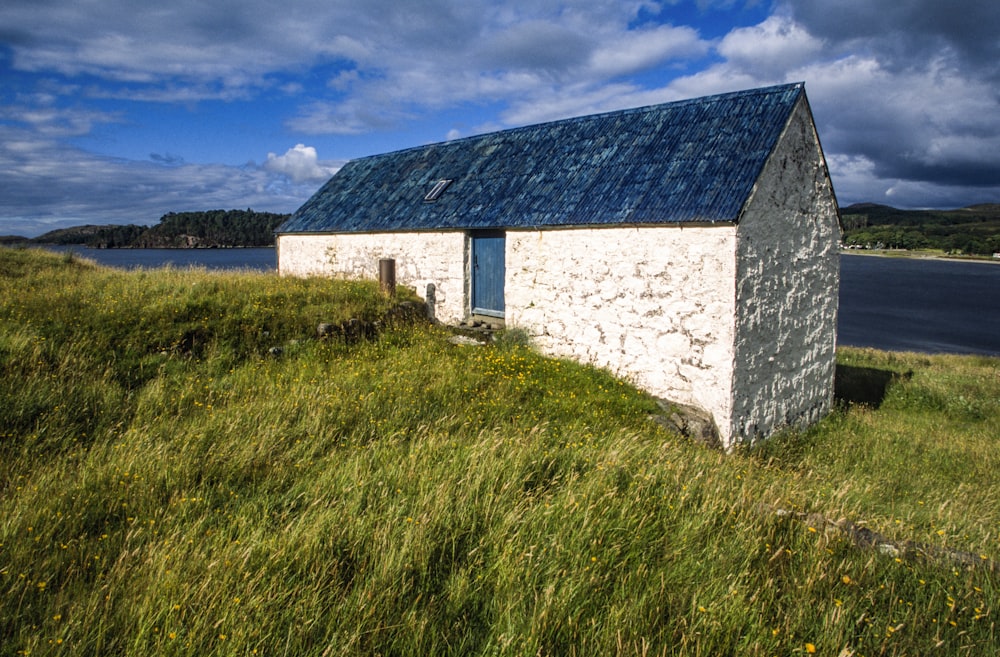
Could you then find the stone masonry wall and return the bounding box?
[505,226,740,443]
[730,96,841,443]
[278,101,839,450]
[277,232,468,323]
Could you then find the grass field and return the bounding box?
[1,247,997,656]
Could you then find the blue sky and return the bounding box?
[2,0,998,237]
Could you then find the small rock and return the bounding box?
[649,399,722,449]
[448,335,482,347]
[877,543,900,557]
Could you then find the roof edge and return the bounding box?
[276,221,738,237]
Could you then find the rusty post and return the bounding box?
[379,258,396,296]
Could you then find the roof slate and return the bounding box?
[278,83,805,234]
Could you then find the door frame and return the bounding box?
[469,230,506,319]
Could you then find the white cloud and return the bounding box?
[499,81,661,127]
[0,127,329,237]
[793,55,1000,190]
[649,65,762,101]
[824,153,893,206]
[717,16,823,76]
[0,101,122,137]
[285,2,714,134]
[640,13,1000,206]
[264,144,340,184]
[288,98,415,135]
[588,24,707,77]
[328,70,359,91]
[475,19,593,72]
[2,1,713,136]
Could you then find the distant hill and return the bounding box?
[840,203,1000,255]
[840,203,1000,224]
[30,223,147,247]
[29,209,290,248]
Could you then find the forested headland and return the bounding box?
[20,209,290,248]
[840,203,1000,255]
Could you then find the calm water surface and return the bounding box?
[39,246,1000,357]
[48,246,276,271]
[838,254,1000,356]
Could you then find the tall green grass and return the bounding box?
[1,248,997,656]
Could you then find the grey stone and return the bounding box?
[425,283,437,321]
[649,399,722,450]
[448,335,483,346]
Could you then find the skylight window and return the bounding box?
[424,179,452,202]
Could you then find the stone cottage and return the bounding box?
[276,83,841,448]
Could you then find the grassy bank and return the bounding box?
[1,248,998,656]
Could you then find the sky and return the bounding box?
[1,0,998,237]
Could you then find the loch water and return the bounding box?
[46,246,277,271]
[39,246,1000,357]
[837,254,999,356]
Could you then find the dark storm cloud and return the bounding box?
[770,0,1000,204]
[789,0,1000,79]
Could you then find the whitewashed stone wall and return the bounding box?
[505,226,740,444]
[277,97,839,449]
[730,96,840,442]
[277,232,468,322]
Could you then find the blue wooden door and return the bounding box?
[472,232,505,317]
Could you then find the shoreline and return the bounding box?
[31,243,273,250]
[840,248,1000,265]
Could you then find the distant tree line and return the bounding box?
[841,204,1000,256]
[30,210,290,248]
[133,210,290,248]
[87,224,148,248]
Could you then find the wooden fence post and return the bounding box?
[379,258,396,296]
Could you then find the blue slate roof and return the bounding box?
[278,83,805,234]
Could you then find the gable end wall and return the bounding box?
[731,96,841,443]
